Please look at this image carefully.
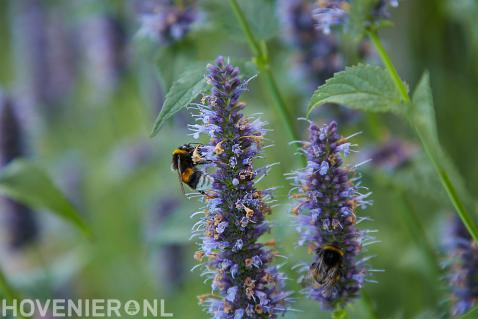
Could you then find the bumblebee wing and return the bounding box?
[177,156,185,195]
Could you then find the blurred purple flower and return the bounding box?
[150,198,185,292]
[313,0,399,34]
[313,0,349,34]
[10,0,78,119]
[136,0,198,45]
[82,13,127,103]
[288,121,373,309]
[372,0,399,21]
[0,93,38,249]
[369,139,418,173]
[191,57,292,318]
[445,216,478,317]
[109,139,155,179]
[278,0,344,88]
[278,0,361,124]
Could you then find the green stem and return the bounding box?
[228,0,262,59]
[262,64,297,141]
[367,30,410,103]
[368,29,478,245]
[228,0,299,144]
[0,268,16,302]
[415,127,478,244]
[459,303,478,319]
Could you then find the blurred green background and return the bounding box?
[0,0,477,318]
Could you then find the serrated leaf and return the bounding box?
[201,0,278,41]
[0,160,91,237]
[155,40,199,89]
[150,66,206,137]
[307,64,404,116]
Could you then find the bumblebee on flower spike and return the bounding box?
[171,143,213,194]
[189,57,292,318]
[310,244,345,297]
[288,120,377,310]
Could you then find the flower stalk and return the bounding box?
[228,0,298,144]
[367,29,478,245]
[367,30,410,103]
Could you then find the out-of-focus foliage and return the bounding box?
[0,160,89,237]
[201,0,279,41]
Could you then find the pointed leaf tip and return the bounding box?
[0,160,91,238]
[150,66,207,137]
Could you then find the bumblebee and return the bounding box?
[171,144,213,193]
[310,244,344,297]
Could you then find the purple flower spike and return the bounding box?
[191,57,292,318]
[289,121,373,309]
[446,216,478,317]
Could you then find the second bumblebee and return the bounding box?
[310,244,344,297]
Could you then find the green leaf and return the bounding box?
[410,72,470,201]
[409,72,439,144]
[459,304,478,319]
[410,72,478,243]
[155,40,199,89]
[0,160,91,237]
[0,267,18,303]
[348,0,376,41]
[0,268,28,319]
[150,66,207,137]
[201,0,278,41]
[307,64,404,116]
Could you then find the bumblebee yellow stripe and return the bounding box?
[321,244,344,256]
[173,149,189,156]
